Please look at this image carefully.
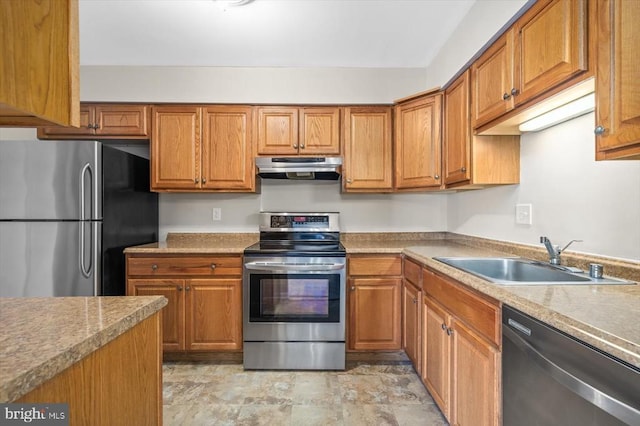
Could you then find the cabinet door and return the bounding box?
[185,279,242,351]
[349,278,401,350]
[451,318,499,426]
[595,0,640,160]
[299,107,341,155]
[38,106,94,137]
[444,71,471,186]
[342,107,393,192]
[422,297,451,421]
[128,279,185,352]
[151,106,201,190]
[395,94,442,189]
[201,106,255,191]
[95,104,149,137]
[472,29,515,128]
[256,107,299,155]
[514,0,588,106]
[402,280,421,372]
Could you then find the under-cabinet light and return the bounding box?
[518,93,595,133]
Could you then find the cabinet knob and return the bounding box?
[350,286,355,291]
[346,178,353,184]
[293,144,298,149]
[510,88,519,97]
[434,174,440,180]
[194,178,199,184]
[503,92,511,100]
[594,126,606,135]
[211,264,216,269]
[202,177,207,184]
[441,323,446,330]
[177,286,182,291]
[413,298,417,304]
[460,167,467,173]
[186,286,191,291]
[446,327,453,336]
[151,264,158,271]
[300,144,305,149]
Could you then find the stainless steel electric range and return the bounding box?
[243,212,346,370]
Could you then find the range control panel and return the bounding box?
[259,212,340,232]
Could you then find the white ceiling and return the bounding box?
[79,0,476,68]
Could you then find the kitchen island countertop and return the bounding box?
[0,296,167,402]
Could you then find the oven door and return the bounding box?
[243,257,346,342]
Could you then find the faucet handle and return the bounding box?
[560,239,583,253]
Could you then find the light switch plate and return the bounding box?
[515,204,532,225]
[212,207,222,221]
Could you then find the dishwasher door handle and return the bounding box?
[503,325,640,425]
[244,262,345,272]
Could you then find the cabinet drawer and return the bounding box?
[423,268,500,346]
[127,256,242,277]
[349,255,402,276]
[403,258,422,285]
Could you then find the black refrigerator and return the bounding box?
[0,140,158,297]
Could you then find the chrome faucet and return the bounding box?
[540,237,582,265]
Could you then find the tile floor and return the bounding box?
[163,361,448,425]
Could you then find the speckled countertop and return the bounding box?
[123,231,640,367]
[0,296,167,402]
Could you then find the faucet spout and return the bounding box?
[540,236,560,264]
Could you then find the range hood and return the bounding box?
[256,157,342,180]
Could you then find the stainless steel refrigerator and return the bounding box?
[0,140,158,297]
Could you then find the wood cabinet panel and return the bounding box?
[151,106,201,190]
[348,255,402,276]
[128,279,185,351]
[402,279,421,372]
[202,106,255,191]
[394,93,443,189]
[18,313,162,425]
[444,71,471,185]
[186,279,242,351]
[403,257,422,286]
[127,256,242,277]
[349,277,402,350]
[422,297,452,421]
[595,0,640,160]
[471,30,515,128]
[514,0,588,106]
[0,0,79,127]
[423,268,500,347]
[342,107,393,192]
[257,107,298,155]
[451,318,500,426]
[300,107,341,155]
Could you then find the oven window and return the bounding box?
[249,273,341,322]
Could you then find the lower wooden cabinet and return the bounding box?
[126,254,243,352]
[402,257,422,371]
[348,255,402,350]
[421,266,501,426]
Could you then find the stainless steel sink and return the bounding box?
[433,257,635,286]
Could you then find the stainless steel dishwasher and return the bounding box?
[502,305,640,426]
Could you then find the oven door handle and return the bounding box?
[244,262,345,272]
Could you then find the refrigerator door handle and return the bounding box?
[79,163,93,278]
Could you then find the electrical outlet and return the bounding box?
[515,204,532,225]
[212,207,222,221]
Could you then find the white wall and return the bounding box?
[448,112,640,261]
[424,0,528,88]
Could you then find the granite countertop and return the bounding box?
[124,233,259,254]
[0,296,167,402]
[123,231,639,367]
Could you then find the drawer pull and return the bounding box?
[151,264,158,271]
[211,264,216,269]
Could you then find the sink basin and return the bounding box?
[433,257,635,286]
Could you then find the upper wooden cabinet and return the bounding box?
[394,91,443,190]
[0,0,80,127]
[151,105,255,192]
[594,0,640,160]
[342,106,393,192]
[444,71,520,188]
[38,104,149,140]
[256,106,340,156]
[472,0,589,130]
